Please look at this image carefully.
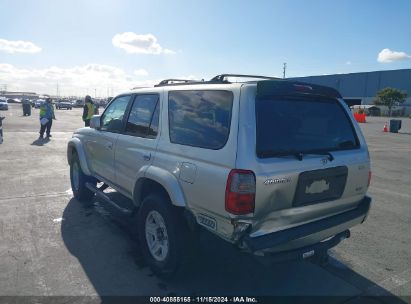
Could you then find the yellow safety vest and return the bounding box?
[85,102,95,120]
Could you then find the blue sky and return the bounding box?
[1,0,410,96]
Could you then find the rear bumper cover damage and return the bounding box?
[243,196,372,256]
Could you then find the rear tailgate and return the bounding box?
[236,81,370,249]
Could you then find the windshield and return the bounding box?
[255,96,359,158]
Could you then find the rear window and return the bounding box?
[168,90,233,149]
[256,97,359,158]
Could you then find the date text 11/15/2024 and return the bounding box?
[149,297,258,303]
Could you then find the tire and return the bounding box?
[138,194,189,277]
[70,152,96,202]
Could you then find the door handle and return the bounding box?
[104,142,113,150]
[143,154,151,161]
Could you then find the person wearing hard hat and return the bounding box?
[82,95,96,127]
[39,98,56,140]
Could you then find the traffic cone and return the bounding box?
[383,122,388,132]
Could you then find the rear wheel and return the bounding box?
[138,194,189,277]
[70,152,96,202]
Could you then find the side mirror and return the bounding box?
[90,115,101,130]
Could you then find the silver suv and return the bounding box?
[67,74,372,276]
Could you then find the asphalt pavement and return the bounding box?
[0,104,410,303]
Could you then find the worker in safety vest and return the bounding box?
[39,98,55,140]
[82,95,96,127]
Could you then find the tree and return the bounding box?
[375,87,408,116]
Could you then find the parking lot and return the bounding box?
[0,104,410,303]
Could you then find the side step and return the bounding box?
[85,182,134,215]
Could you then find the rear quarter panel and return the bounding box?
[151,84,241,239]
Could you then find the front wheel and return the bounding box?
[70,152,96,202]
[138,194,188,277]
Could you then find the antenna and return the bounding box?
[283,63,287,79]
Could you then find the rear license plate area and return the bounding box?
[293,166,348,207]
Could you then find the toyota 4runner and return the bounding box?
[67,74,372,276]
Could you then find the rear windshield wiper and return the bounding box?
[257,150,334,161]
[257,150,305,161]
[304,151,334,161]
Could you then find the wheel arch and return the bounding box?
[67,138,92,176]
[133,166,186,208]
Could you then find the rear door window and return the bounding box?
[125,94,159,138]
[168,90,233,149]
[256,97,359,158]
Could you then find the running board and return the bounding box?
[86,182,134,215]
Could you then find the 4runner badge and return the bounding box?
[264,177,291,185]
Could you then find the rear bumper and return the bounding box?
[243,196,371,253]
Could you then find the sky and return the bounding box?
[0,0,411,97]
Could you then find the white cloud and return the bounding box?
[345,61,352,65]
[0,63,157,96]
[377,48,411,63]
[134,68,149,76]
[112,32,175,55]
[0,38,42,54]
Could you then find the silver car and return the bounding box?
[67,75,371,276]
[0,98,8,111]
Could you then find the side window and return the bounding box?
[101,95,131,132]
[168,90,233,149]
[125,94,159,138]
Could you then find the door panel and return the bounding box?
[85,132,119,181]
[115,94,160,194]
[87,94,132,183]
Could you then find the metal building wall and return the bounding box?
[292,69,411,98]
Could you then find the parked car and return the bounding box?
[56,100,73,110]
[7,98,21,104]
[34,99,45,108]
[73,99,85,108]
[0,98,8,110]
[67,74,372,276]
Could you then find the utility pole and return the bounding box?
[283,63,287,79]
[0,84,7,94]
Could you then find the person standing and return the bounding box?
[82,95,96,127]
[39,98,56,139]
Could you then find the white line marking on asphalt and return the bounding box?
[0,191,71,202]
[365,268,411,296]
[53,217,64,223]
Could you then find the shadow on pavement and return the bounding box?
[61,196,407,303]
[31,137,50,146]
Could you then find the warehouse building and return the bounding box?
[292,69,411,115]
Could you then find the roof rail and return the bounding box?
[131,86,151,90]
[210,74,280,83]
[155,79,203,87]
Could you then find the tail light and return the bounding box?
[225,169,256,215]
[368,171,372,187]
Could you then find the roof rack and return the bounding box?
[155,79,203,87]
[210,74,280,83]
[154,74,281,87]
